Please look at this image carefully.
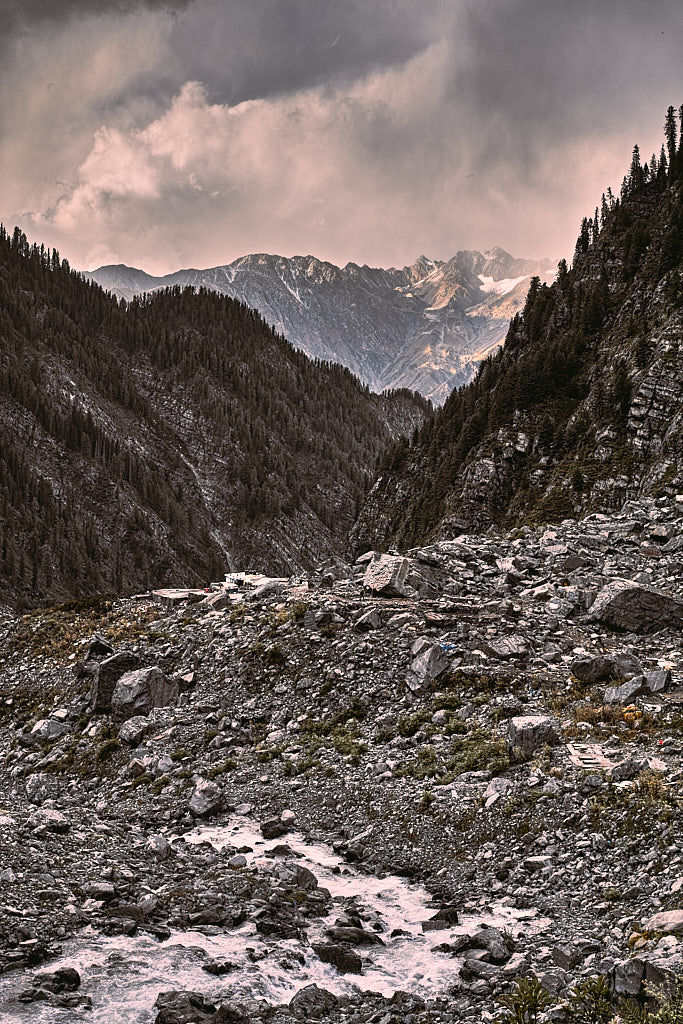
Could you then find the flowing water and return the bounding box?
[0,817,552,1021]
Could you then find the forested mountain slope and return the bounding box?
[0,230,429,604]
[88,248,553,404]
[353,107,683,552]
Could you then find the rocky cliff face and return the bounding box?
[87,248,553,404]
[353,135,683,553]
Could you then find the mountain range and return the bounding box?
[87,248,554,404]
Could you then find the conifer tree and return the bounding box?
[665,104,677,171]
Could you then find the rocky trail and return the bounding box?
[1,495,683,1022]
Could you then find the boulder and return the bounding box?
[119,716,150,746]
[507,716,560,757]
[325,925,385,946]
[422,904,461,931]
[83,635,115,662]
[24,773,60,806]
[155,992,251,1023]
[406,637,450,693]
[83,881,116,901]
[643,909,683,935]
[290,864,318,891]
[604,680,647,705]
[363,553,410,597]
[640,668,672,694]
[147,835,172,861]
[189,778,222,818]
[111,667,178,723]
[353,608,382,632]
[154,991,222,1023]
[605,669,673,704]
[313,942,363,974]
[441,925,512,963]
[260,817,289,840]
[571,653,643,684]
[32,968,81,993]
[28,808,70,833]
[610,755,655,782]
[611,954,683,998]
[31,718,68,742]
[484,777,513,807]
[18,965,90,1010]
[587,579,683,633]
[90,651,141,712]
[289,984,338,1020]
[611,957,645,998]
[201,959,236,976]
[485,636,530,661]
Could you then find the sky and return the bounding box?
[1,0,681,275]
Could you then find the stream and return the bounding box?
[0,817,551,1021]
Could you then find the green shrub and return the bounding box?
[498,975,551,1023]
[566,975,614,1022]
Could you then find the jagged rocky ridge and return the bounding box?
[353,116,683,553]
[0,228,429,604]
[87,248,554,404]
[0,495,682,1021]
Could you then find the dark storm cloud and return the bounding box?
[457,0,683,159]
[1,0,190,31]
[2,0,682,273]
[164,0,450,106]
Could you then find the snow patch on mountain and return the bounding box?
[477,273,528,296]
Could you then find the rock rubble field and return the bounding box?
[1,495,683,1022]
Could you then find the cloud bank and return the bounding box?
[2,0,682,273]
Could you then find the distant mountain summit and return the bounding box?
[87,248,553,404]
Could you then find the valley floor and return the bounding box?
[0,496,682,1022]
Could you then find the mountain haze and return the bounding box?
[87,249,553,404]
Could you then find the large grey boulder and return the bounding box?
[154,991,248,1023]
[325,925,385,946]
[406,637,449,693]
[485,635,530,661]
[507,716,560,757]
[312,943,362,975]
[484,777,513,806]
[111,667,178,723]
[28,808,70,833]
[571,652,643,684]
[90,651,141,712]
[31,718,68,742]
[643,909,683,935]
[289,984,338,1020]
[24,773,60,806]
[119,716,151,746]
[604,669,673,704]
[587,579,683,633]
[363,553,410,596]
[353,608,382,632]
[610,754,666,782]
[189,778,222,818]
[603,680,647,705]
[146,835,172,861]
[611,953,683,998]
